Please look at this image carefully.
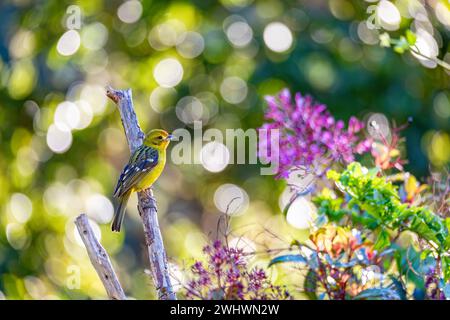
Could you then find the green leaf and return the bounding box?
[368,167,380,178]
[353,288,401,300]
[389,276,407,300]
[268,254,307,267]
[374,229,391,250]
[326,169,340,181]
[393,36,410,54]
[290,239,301,248]
[413,287,425,300]
[396,247,423,286]
[442,256,450,282]
[303,269,318,300]
[405,30,417,45]
[393,47,405,54]
[326,162,449,250]
[420,249,432,261]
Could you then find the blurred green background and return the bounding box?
[0,0,448,299]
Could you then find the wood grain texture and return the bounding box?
[75,214,126,300]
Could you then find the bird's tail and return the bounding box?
[111,192,131,232]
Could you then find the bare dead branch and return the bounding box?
[75,214,126,300]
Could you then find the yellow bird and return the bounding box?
[112,129,173,232]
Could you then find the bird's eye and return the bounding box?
[158,135,163,140]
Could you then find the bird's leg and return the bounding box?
[137,202,143,217]
[137,188,158,216]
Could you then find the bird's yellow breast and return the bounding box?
[133,150,166,192]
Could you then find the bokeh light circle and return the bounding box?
[176,32,205,59]
[54,101,80,130]
[153,58,184,88]
[81,23,108,51]
[220,0,254,9]
[285,197,317,229]
[117,0,143,24]
[263,22,293,53]
[46,124,73,154]
[175,96,205,124]
[85,194,114,224]
[73,100,94,130]
[56,30,80,56]
[220,76,248,104]
[200,142,230,173]
[148,21,186,50]
[226,21,253,48]
[150,87,177,113]
[367,113,391,141]
[213,183,249,215]
[9,193,33,223]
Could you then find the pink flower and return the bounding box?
[184,241,289,300]
[258,89,372,178]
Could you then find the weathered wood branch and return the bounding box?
[106,88,144,153]
[75,214,126,300]
[106,86,176,300]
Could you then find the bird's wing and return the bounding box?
[113,145,159,197]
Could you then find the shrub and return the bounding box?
[182,240,290,300]
[265,89,450,300]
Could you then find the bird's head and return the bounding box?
[143,129,174,149]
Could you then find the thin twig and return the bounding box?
[106,86,176,300]
[75,214,126,300]
[410,46,450,71]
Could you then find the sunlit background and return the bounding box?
[0,0,448,299]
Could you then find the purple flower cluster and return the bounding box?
[184,240,290,300]
[258,89,372,178]
[425,268,446,300]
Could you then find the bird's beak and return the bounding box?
[165,134,174,141]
